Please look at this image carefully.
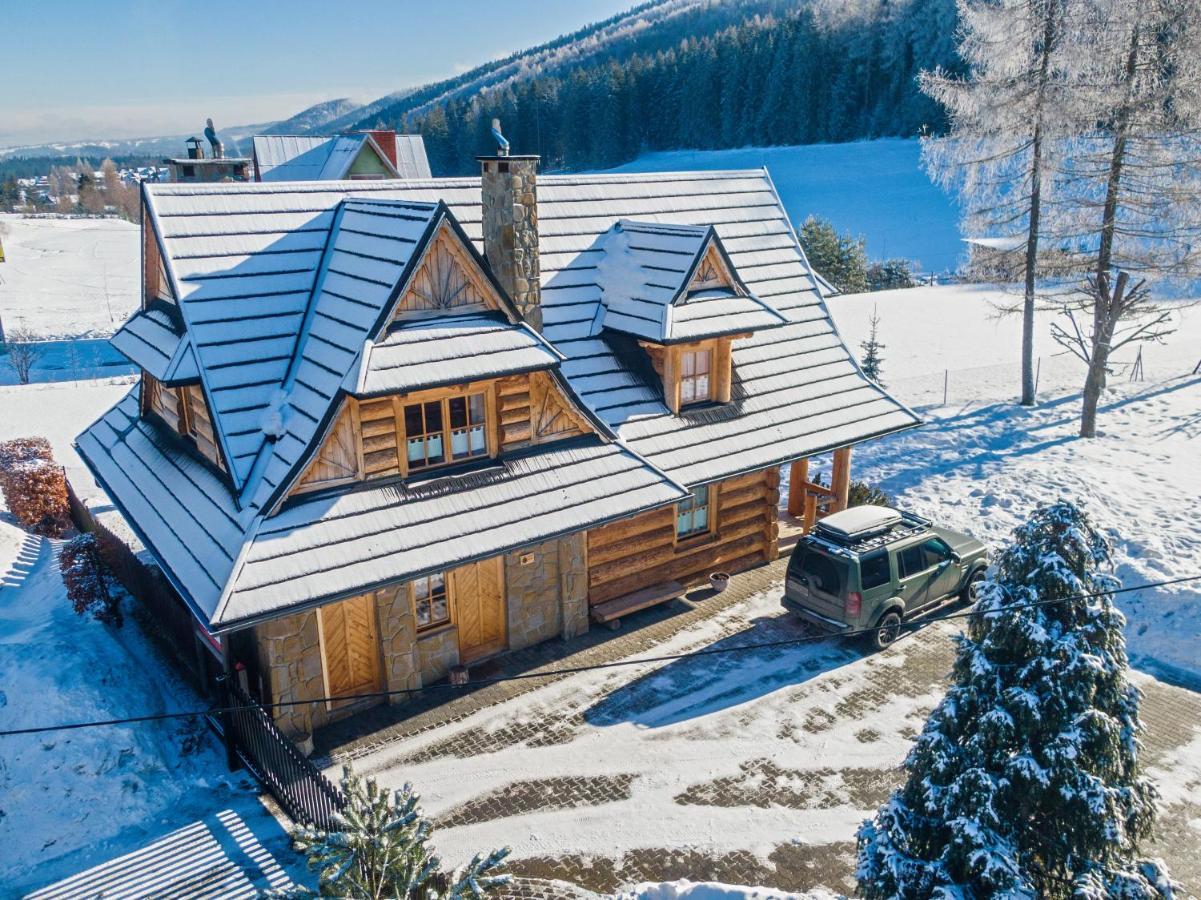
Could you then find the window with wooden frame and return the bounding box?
[403,391,488,471]
[679,348,713,406]
[412,573,451,631]
[676,484,715,540]
[142,373,224,471]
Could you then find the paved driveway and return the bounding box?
[324,561,1201,896]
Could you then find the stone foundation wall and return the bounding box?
[417,626,459,684]
[376,585,420,703]
[254,608,328,739]
[506,533,589,650]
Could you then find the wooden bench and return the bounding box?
[590,580,685,628]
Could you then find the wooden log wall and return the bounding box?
[586,467,780,606]
[181,384,223,470]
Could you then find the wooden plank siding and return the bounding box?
[586,467,780,606]
[291,370,593,498]
[142,373,224,472]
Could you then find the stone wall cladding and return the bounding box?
[481,155,542,331]
[558,532,589,640]
[506,533,590,651]
[376,585,421,703]
[417,626,460,684]
[255,608,329,738]
[506,540,562,651]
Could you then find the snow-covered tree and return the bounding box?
[799,216,868,294]
[1049,0,1201,437]
[857,501,1175,898]
[286,765,510,898]
[859,305,886,386]
[921,0,1090,407]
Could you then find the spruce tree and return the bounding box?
[857,501,1175,899]
[859,305,886,386]
[287,766,510,898]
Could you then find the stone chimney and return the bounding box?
[479,153,542,331]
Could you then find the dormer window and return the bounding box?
[404,391,489,471]
[679,348,713,406]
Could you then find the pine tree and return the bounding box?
[859,305,886,386]
[286,766,510,898]
[857,501,1175,898]
[798,216,868,294]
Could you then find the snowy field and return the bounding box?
[0,214,139,339]
[607,139,963,271]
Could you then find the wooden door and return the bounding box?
[318,593,382,708]
[453,558,507,663]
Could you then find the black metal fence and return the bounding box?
[220,676,347,831]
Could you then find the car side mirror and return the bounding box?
[950,551,962,564]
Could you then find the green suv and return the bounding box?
[782,505,989,651]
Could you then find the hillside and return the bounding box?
[347,0,961,174]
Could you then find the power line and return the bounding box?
[2,573,1199,739]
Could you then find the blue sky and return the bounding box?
[2,0,634,147]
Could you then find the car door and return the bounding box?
[896,537,959,613]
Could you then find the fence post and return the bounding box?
[942,369,949,406]
[215,673,241,773]
[1035,356,1041,397]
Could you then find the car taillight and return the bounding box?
[845,592,862,617]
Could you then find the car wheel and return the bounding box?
[961,568,986,604]
[870,611,902,651]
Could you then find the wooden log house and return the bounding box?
[79,142,919,739]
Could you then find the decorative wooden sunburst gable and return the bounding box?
[529,372,593,444]
[391,222,503,322]
[685,240,738,295]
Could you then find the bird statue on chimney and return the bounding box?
[204,118,224,159]
[491,118,510,157]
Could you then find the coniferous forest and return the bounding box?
[360,0,962,174]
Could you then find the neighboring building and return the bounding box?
[166,131,251,184]
[78,138,919,739]
[251,131,431,182]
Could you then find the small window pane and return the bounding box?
[695,351,711,374]
[682,352,696,376]
[449,396,468,429]
[468,393,486,422]
[680,379,696,405]
[424,401,442,432]
[677,510,692,534]
[469,425,486,453]
[860,550,891,590]
[404,404,423,435]
[695,374,710,399]
[431,595,449,623]
[426,434,444,465]
[694,506,708,530]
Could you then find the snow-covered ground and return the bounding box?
[0,214,139,339]
[0,377,306,893]
[608,139,963,271]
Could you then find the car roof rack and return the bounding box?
[807,506,931,556]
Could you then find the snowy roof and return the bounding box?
[108,304,188,382]
[595,220,787,343]
[252,133,431,182]
[963,235,1025,252]
[351,311,561,398]
[80,168,919,629]
[217,436,683,627]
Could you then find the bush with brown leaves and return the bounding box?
[60,533,123,626]
[0,437,70,535]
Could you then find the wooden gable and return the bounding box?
[298,402,361,490]
[391,222,502,321]
[686,241,737,295]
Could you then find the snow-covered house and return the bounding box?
[251,131,432,182]
[77,144,918,738]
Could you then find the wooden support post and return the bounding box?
[831,446,853,513]
[787,458,808,517]
[803,493,818,534]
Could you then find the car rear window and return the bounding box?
[790,545,849,597]
[859,550,891,589]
